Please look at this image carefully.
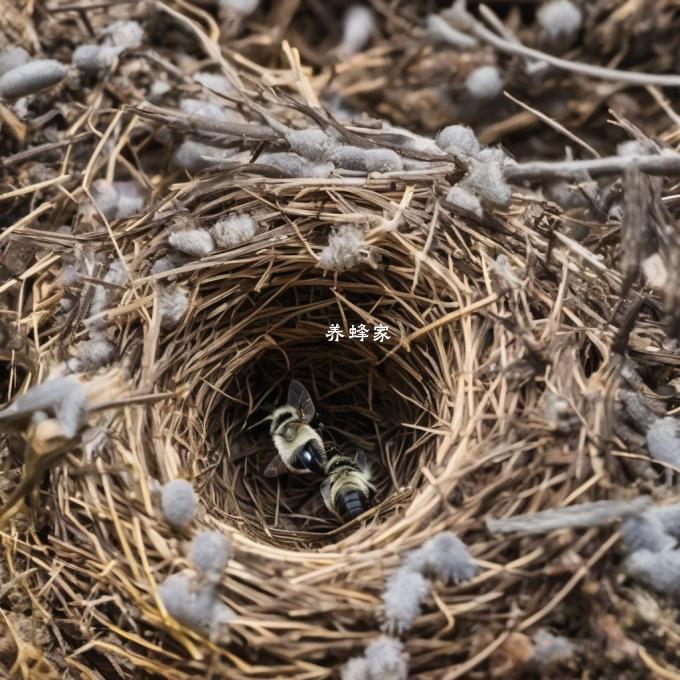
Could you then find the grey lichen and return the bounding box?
[404,531,478,585]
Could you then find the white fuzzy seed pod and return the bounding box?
[189,531,231,582]
[102,20,144,49]
[404,531,478,584]
[180,98,229,122]
[363,636,409,680]
[465,65,503,100]
[382,567,430,634]
[73,44,120,73]
[531,629,576,667]
[318,225,368,271]
[66,335,115,373]
[210,213,258,249]
[0,59,68,100]
[173,140,235,172]
[161,479,196,529]
[445,185,483,218]
[219,0,259,16]
[159,285,189,329]
[461,158,512,208]
[284,128,337,163]
[625,548,680,595]
[193,72,233,96]
[330,145,402,173]
[435,124,481,158]
[653,505,680,539]
[646,417,680,467]
[257,152,334,178]
[168,229,215,257]
[112,181,145,219]
[159,572,234,639]
[0,46,30,77]
[620,512,676,553]
[90,179,119,221]
[338,5,375,58]
[341,656,371,680]
[537,0,583,40]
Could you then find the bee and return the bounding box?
[321,450,376,522]
[265,380,327,477]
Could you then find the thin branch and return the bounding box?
[505,151,680,182]
[467,3,680,88]
[486,497,651,535]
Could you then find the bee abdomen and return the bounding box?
[336,490,369,522]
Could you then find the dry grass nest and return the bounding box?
[2,3,680,679]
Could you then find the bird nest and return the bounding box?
[2,3,680,679]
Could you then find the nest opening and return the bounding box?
[175,270,440,548]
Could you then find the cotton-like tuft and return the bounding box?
[445,186,483,218]
[338,5,375,58]
[476,146,507,164]
[194,72,233,96]
[189,531,231,582]
[653,505,680,539]
[180,98,229,122]
[151,254,184,275]
[330,145,402,173]
[625,548,680,595]
[66,335,115,373]
[173,140,235,172]
[318,225,368,271]
[219,0,259,15]
[363,636,409,680]
[404,531,478,584]
[426,15,478,50]
[435,124,480,158]
[0,59,69,100]
[620,513,676,553]
[257,152,334,178]
[102,20,144,49]
[168,229,215,257]
[0,46,30,77]
[112,181,145,218]
[159,572,234,638]
[461,158,512,208]
[531,629,576,666]
[465,65,503,100]
[382,567,430,634]
[341,656,371,680]
[91,179,119,220]
[89,260,128,321]
[210,213,257,249]
[537,0,583,40]
[161,479,196,529]
[646,417,680,467]
[617,140,647,157]
[159,285,189,329]
[73,44,120,73]
[619,389,655,430]
[0,376,87,439]
[284,128,337,163]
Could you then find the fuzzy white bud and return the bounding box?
[0,59,68,100]
[161,479,196,529]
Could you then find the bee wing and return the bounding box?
[320,478,333,513]
[354,448,367,469]
[264,454,291,478]
[287,380,315,422]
